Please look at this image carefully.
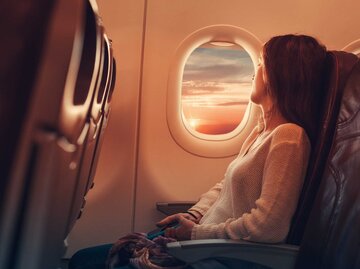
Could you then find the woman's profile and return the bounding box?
[69,34,327,269]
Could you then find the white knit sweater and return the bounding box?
[188,123,310,243]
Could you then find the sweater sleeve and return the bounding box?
[188,179,225,217]
[189,126,260,218]
[191,135,310,243]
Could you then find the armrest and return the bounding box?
[156,201,196,215]
[166,239,299,269]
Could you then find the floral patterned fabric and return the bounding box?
[107,233,186,269]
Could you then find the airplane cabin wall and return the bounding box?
[66,0,360,257]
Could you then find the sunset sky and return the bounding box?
[182,43,254,134]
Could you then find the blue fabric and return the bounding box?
[68,244,134,269]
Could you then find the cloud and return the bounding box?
[181,45,254,112]
[182,81,252,96]
[182,92,251,107]
[183,46,254,84]
[182,81,226,96]
[216,101,249,106]
[184,64,246,82]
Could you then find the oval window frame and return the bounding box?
[167,25,262,158]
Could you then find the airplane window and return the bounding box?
[182,42,253,135]
[167,25,261,157]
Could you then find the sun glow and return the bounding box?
[188,118,200,129]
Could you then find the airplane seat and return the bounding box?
[166,51,360,269]
[85,36,116,196]
[87,57,117,192]
[295,52,360,269]
[0,0,114,269]
[0,0,55,211]
[287,51,360,245]
[68,33,116,232]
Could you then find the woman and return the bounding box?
[160,34,326,243]
[69,34,327,269]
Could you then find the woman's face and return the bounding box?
[250,58,267,105]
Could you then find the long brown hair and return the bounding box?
[262,34,327,144]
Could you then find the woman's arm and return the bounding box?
[157,179,225,229]
[187,179,225,219]
[185,127,259,221]
[191,137,310,243]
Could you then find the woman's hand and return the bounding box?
[157,212,198,226]
[157,213,195,241]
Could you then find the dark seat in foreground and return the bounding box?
[0,1,116,269]
[166,51,360,269]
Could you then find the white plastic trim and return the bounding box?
[167,24,262,158]
[342,39,360,55]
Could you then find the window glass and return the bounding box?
[182,42,254,135]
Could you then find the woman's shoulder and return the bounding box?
[271,123,310,146]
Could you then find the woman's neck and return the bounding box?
[261,107,288,132]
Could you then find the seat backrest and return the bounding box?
[0,0,55,215]
[86,55,117,193]
[295,53,360,269]
[67,33,116,232]
[0,1,113,269]
[287,51,359,245]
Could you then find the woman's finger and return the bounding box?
[157,215,173,226]
[156,214,179,227]
[176,215,188,225]
[164,227,176,238]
